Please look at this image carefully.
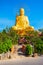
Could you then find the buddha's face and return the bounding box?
[20,8,24,16]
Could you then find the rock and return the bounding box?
[33,53,38,57]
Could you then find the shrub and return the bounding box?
[25,44,33,56]
[0,39,12,54]
[34,39,43,55]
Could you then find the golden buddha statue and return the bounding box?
[12,8,34,35]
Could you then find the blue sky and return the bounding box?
[0,0,43,31]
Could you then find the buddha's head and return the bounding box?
[20,8,24,16]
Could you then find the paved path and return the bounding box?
[0,57,43,65]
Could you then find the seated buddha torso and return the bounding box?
[16,15,29,29]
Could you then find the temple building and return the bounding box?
[12,8,34,35]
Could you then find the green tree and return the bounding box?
[38,29,43,32]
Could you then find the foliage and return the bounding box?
[0,39,12,54]
[0,27,19,53]
[25,44,33,56]
[0,27,43,54]
[38,29,43,32]
[8,28,19,45]
[40,36,43,41]
[25,30,38,37]
[0,27,19,45]
[34,39,43,54]
[23,30,39,44]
